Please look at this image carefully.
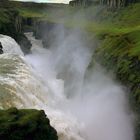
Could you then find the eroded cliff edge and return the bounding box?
[0,108,58,140]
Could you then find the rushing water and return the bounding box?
[0,33,134,140]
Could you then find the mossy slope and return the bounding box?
[0,108,58,140]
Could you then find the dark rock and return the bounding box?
[0,42,3,54]
[0,8,32,54]
[16,34,32,55]
[0,108,58,140]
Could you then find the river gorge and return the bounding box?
[0,1,140,139]
[0,30,134,140]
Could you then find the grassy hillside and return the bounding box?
[91,4,140,106]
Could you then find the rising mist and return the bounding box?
[24,23,134,140]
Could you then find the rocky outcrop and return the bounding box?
[69,0,138,8]
[100,0,137,8]
[0,42,3,54]
[69,0,88,6]
[0,8,31,54]
[69,0,95,6]
[16,34,32,54]
[0,108,58,140]
[11,10,32,54]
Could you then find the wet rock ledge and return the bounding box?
[0,108,58,140]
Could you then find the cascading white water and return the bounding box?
[0,34,49,109]
[0,32,134,140]
[0,34,23,55]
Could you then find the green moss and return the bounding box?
[88,6,139,116]
[0,108,58,140]
[126,31,140,56]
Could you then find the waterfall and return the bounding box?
[0,33,134,140]
[0,34,23,55]
[0,34,48,109]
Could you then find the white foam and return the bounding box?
[0,34,23,55]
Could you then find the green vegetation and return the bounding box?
[1,1,139,106]
[0,9,18,36]
[91,4,140,105]
[84,4,140,139]
[0,108,58,140]
[0,1,140,139]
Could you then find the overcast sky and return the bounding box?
[13,0,70,4]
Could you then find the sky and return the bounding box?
[13,0,70,4]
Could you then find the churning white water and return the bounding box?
[0,34,23,55]
[0,32,134,140]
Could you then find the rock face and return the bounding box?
[0,7,31,54]
[69,0,90,6]
[100,0,137,8]
[0,108,58,140]
[16,34,32,54]
[69,0,138,8]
